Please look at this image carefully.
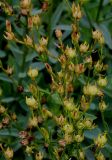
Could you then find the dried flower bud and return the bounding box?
[42,1,49,11]
[21,139,29,146]
[80,42,89,53]
[80,95,90,111]
[94,133,107,148]
[6,20,12,32]
[74,64,85,74]
[4,147,13,159]
[2,117,10,125]
[19,131,28,139]
[58,139,66,147]
[99,101,107,112]
[55,29,62,39]
[97,77,107,87]
[17,85,24,93]
[71,31,80,42]
[72,3,82,20]
[45,63,52,73]
[26,96,38,109]
[27,67,38,80]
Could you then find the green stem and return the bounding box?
[101,112,109,132]
[96,0,104,22]
[64,0,72,11]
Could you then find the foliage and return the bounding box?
[0,0,112,160]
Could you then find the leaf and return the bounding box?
[85,149,95,160]
[0,128,19,137]
[31,62,45,70]
[0,50,6,58]
[50,93,62,105]
[50,2,66,36]
[0,73,13,83]
[25,52,37,62]
[84,128,101,139]
[85,113,97,120]
[1,97,17,103]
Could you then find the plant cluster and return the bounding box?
[0,0,112,160]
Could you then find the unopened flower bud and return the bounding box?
[94,133,107,148]
[79,150,85,160]
[80,42,89,53]
[28,116,38,128]
[25,146,33,155]
[35,152,43,160]
[26,96,37,109]
[83,84,98,96]
[72,3,82,20]
[74,134,84,143]
[4,31,15,41]
[65,46,76,58]
[64,98,75,111]
[97,77,107,87]
[4,147,13,159]
[24,35,33,46]
[96,152,105,160]
[55,29,62,39]
[94,61,103,72]
[0,105,6,114]
[63,124,74,134]
[20,0,31,9]
[99,101,107,112]
[27,67,38,80]
[40,37,48,46]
